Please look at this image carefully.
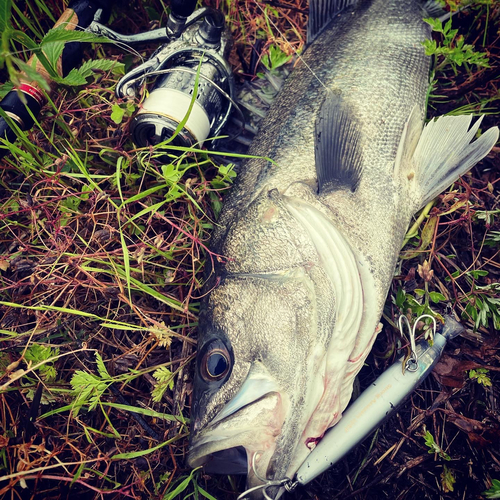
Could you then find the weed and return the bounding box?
[422,427,451,461]
[441,465,456,493]
[469,368,492,387]
[0,1,498,499]
[484,479,500,499]
[24,343,60,382]
[260,44,292,72]
[151,366,175,403]
[423,17,490,74]
[485,231,500,246]
[70,352,113,415]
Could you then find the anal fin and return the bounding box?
[411,114,498,210]
[315,94,363,195]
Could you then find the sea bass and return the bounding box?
[188,0,499,494]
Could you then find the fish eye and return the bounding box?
[199,341,232,383]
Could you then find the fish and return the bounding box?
[188,0,499,495]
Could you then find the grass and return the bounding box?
[0,0,499,499]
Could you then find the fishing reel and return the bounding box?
[89,0,235,148]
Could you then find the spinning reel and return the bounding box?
[89,0,236,148]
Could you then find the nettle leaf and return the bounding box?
[41,27,110,45]
[42,40,65,71]
[56,68,87,86]
[78,58,125,78]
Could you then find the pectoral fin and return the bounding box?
[409,114,498,211]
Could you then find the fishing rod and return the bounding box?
[0,0,113,159]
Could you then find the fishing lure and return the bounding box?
[238,314,464,499]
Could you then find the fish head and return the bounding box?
[188,188,343,496]
[189,270,321,489]
[188,191,336,494]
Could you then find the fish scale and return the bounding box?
[188,0,499,496]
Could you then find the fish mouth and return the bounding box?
[189,364,289,481]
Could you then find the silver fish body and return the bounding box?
[188,0,499,494]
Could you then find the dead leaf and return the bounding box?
[432,354,477,388]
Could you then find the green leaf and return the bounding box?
[429,291,446,303]
[163,469,199,500]
[78,58,125,78]
[396,287,405,308]
[152,366,175,403]
[423,429,450,461]
[24,344,60,382]
[468,270,488,278]
[261,44,292,71]
[197,485,218,500]
[423,17,442,32]
[41,28,110,45]
[111,437,182,460]
[162,163,182,183]
[469,368,492,387]
[420,215,438,251]
[111,104,125,124]
[102,402,187,423]
[14,58,51,91]
[9,29,37,50]
[42,40,65,71]
[484,479,500,499]
[0,82,13,99]
[441,465,456,493]
[56,68,88,86]
[95,352,111,380]
[0,0,11,33]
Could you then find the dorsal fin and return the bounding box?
[315,93,363,194]
[308,0,358,43]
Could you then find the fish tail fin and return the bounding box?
[406,114,498,212]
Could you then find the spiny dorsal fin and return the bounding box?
[308,0,358,43]
[315,93,363,194]
[412,114,499,210]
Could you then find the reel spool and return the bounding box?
[130,49,234,148]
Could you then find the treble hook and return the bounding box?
[236,452,296,500]
[398,314,437,373]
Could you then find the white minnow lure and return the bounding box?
[237,315,465,499]
[294,315,465,487]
